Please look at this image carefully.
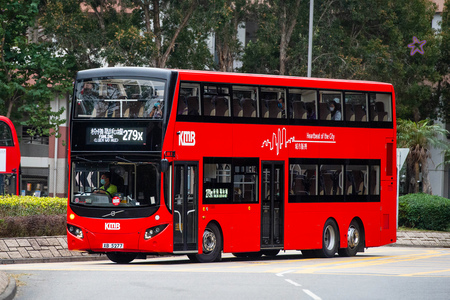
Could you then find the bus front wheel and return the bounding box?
[190,223,222,263]
[338,220,363,257]
[318,219,339,258]
[106,252,137,264]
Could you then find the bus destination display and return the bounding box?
[87,127,146,145]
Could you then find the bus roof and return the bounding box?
[176,69,394,93]
[76,67,174,81]
[76,67,393,93]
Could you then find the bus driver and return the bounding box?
[94,172,117,197]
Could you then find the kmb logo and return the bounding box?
[105,223,120,230]
[178,131,196,146]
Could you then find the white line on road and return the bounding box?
[285,279,302,287]
[303,289,322,300]
[276,270,295,277]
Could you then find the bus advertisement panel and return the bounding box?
[0,116,20,196]
[67,67,396,263]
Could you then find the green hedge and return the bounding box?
[0,195,67,217]
[399,193,450,231]
[0,196,67,237]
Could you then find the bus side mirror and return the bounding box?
[160,159,169,173]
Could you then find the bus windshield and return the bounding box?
[74,78,166,119]
[71,161,160,207]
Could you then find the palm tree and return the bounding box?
[397,119,450,194]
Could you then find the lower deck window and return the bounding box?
[289,159,380,203]
[203,157,258,204]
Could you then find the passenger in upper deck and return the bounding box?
[329,99,341,121]
[149,101,163,118]
[278,97,286,118]
[94,172,117,197]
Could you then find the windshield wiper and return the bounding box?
[116,156,134,163]
[76,156,95,163]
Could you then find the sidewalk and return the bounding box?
[0,231,449,299]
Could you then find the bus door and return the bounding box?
[173,162,198,252]
[261,162,284,249]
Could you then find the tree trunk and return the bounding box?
[152,0,162,67]
[421,156,432,194]
[158,1,195,68]
[279,0,301,75]
[414,161,420,193]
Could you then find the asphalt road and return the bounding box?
[1,246,449,300]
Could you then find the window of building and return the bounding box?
[22,127,49,145]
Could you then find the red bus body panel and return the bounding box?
[0,116,21,195]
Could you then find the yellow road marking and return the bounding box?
[398,268,450,277]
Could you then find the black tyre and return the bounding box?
[232,253,249,258]
[318,219,339,258]
[245,251,263,258]
[106,252,138,264]
[338,220,363,257]
[262,249,280,257]
[191,223,222,263]
[301,249,318,258]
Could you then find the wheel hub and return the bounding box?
[347,225,360,249]
[202,229,216,253]
[324,225,336,250]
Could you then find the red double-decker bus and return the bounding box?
[0,116,20,196]
[67,67,396,263]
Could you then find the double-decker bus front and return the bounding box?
[67,68,176,263]
[0,116,20,196]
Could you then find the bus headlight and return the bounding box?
[144,224,168,240]
[67,224,84,239]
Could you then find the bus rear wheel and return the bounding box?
[190,223,222,263]
[338,220,363,257]
[318,219,339,258]
[106,252,137,264]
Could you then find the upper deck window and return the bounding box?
[232,86,258,118]
[369,93,392,122]
[319,91,343,121]
[203,84,231,117]
[0,121,14,146]
[260,87,287,119]
[345,93,368,122]
[178,83,201,116]
[176,80,393,128]
[289,89,317,120]
[75,78,166,119]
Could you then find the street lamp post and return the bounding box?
[307,0,314,77]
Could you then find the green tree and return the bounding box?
[241,0,302,75]
[210,0,249,72]
[436,0,450,124]
[397,119,450,194]
[41,0,212,69]
[0,0,73,136]
[242,0,441,121]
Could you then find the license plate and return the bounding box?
[102,243,124,249]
